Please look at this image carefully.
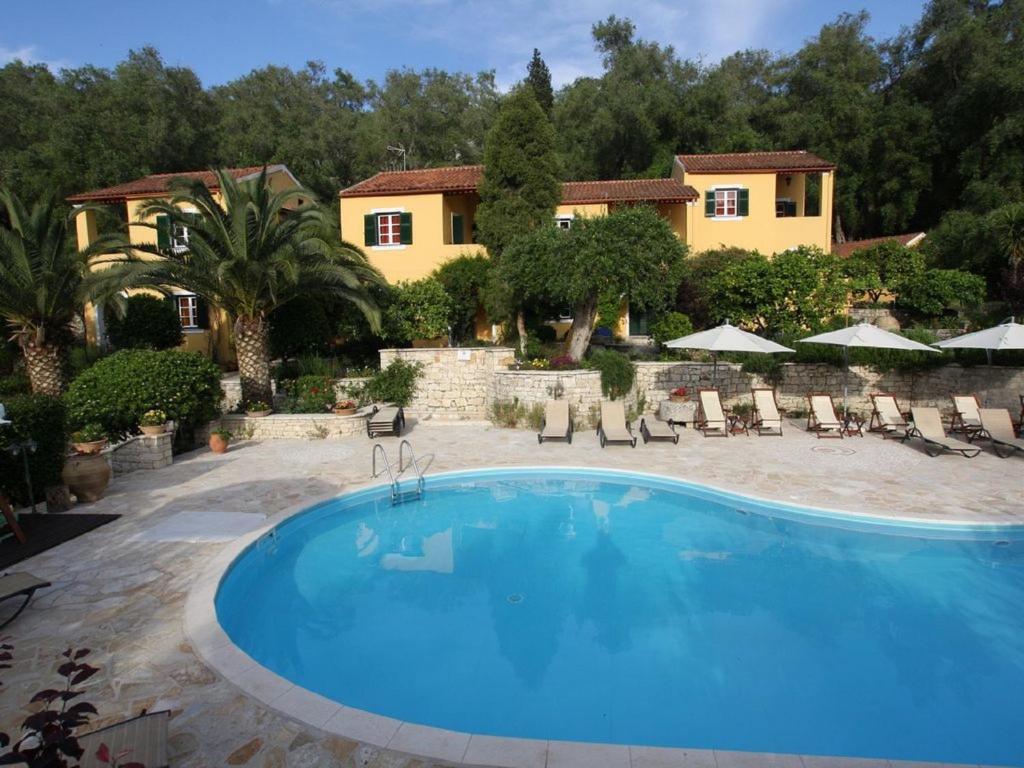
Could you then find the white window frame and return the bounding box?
[175,293,200,331]
[370,207,407,251]
[712,187,740,219]
[555,215,574,230]
[170,221,190,254]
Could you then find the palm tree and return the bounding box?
[126,169,383,405]
[0,189,122,395]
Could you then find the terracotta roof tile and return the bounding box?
[832,232,926,258]
[67,165,288,203]
[676,150,835,174]
[341,166,697,204]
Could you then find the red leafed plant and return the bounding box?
[670,386,688,397]
[0,646,142,768]
[548,355,578,371]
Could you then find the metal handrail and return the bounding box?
[372,443,399,502]
[398,439,425,497]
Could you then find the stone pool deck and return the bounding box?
[0,419,1021,768]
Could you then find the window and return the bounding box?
[715,189,738,217]
[776,199,797,217]
[555,216,573,230]
[177,294,199,329]
[171,222,190,253]
[376,212,402,246]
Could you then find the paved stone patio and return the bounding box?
[1,419,1021,767]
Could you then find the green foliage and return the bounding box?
[841,241,926,303]
[0,394,67,505]
[0,372,30,396]
[899,269,987,319]
[105,294,184,350]
[703,247,847,334]
[433,254,492,343]
[677,248,758,329]
[384,278,452,343]
[269,296,335,359]
[588,349,635,400]
[649,312,694,348]
[282,375,335,413]
[70,423,106,442]
[64,349,223,440]
[491,397,527,428]
[360,359,422,407]
[526,50,554,116]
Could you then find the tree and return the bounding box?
[433,254,492,343]
[989,202,1024,311]
[526,49,554,116]
[383,278,452,344]
[841,241,926,303]
[899,268,987,318]
[0,189,121,395]
[123,170,384,404]
[476,86,561,351]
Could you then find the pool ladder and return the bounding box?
[372,440,425,505]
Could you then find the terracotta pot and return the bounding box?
[246,410,271,418]
[139,425,166,436]
[72,439,108,455]
[62,453,111,503]
[209,434,230,454]
[669,394,688,403]
[333,407,357,416]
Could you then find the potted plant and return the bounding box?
[64,424,111,502]
[138,409,168,436]
[209,427,233,454]
[669,386,689,403]
[333,399,357,416]
[245,400,272,418]
[70,423,108,454]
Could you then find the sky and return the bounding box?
[4,0,928,89]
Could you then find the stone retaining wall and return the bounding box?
[109,433,173,474]
[220,413,366,440]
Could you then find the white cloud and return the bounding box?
[0,43,69,71]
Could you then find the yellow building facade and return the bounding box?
[69,165,304,365]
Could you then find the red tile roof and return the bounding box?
[67,165,292,203]
[676,150,835,174]
[832,232,926,258]
[341,166,697,204]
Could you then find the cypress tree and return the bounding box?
[526,49,554,116]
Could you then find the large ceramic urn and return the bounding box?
[62,452,111,503]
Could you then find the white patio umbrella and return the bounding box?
[663,322,794,385]
[932,318,1024,364]
[797,322,939,414]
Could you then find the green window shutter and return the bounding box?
[195,297,210,329]
[156,214,170,250]
[452,214,464,245]
[363,214,378,246]
[704,191,715,217]
[738,188,750,216]
[400,212,413,245]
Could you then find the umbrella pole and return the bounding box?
[843,347,849,417]
[713,352,718,388]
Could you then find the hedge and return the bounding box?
[105,294,184,350]
[65,349,223,441]
[0,394,67,507]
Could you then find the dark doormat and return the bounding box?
[0,514,120,569]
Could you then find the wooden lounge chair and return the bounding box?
[905,407,981,458]
[77,710,170,768]
[696,388,729,437]
[750,388,783,436]
[0,572,51,629]
[978,408,1024,458]
[950,394,983,438]
[639,417,678,444]
[806,394,845,438]
[868,393,910,438]
[366,404,405,438]
[597,401,636,448]
[537,400,572,444]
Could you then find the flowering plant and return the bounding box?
[528,358,550,370]
[670,386,688,398]
[548,355,578,370]
[245,401,270,412]
[335,400,356,409]
[138,409,167,427]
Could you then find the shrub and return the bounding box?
[650,312,694,348]
[0,394,66,506]
[491,397,527,428]
[269,297,334,359]
[434,254,492,343]
[532,324,557,343]
[64,349,223,442]
[105,294,184,350]
[548,355,578,370]
[384,278,452,343]
[588,349,635,400]
[70,423,106,443]
[361,359,423,407]
[0,372,29,396]
[283,375,335,413]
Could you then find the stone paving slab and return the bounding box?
[0,420,1019,768]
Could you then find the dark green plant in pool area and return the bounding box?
[360,359,423,407]
[283,375,335,413]
[588,349,635,400]
[0,394,67,507]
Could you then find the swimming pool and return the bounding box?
[215,469,1024,765]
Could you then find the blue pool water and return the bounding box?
[216,469,1024,765]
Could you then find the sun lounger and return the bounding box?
[806,394,845,438]
[906,407,981,458]
[978,408,1024,458]
[696,389,729,437]
[868,393,910,438]
[597,401,636,448]
[77,710,170,768]
[950,394,983,438]
[639,417,678,444]
[538,400,572,444]
[750,388,783,436]
[0,571,51,629]
[366,404,405,438]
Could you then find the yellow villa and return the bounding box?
[339,150,835,337]
[68,165,305,365]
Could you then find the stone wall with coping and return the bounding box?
[109,433,173,474]
[220,413,366,440]
[379,347,516,420]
